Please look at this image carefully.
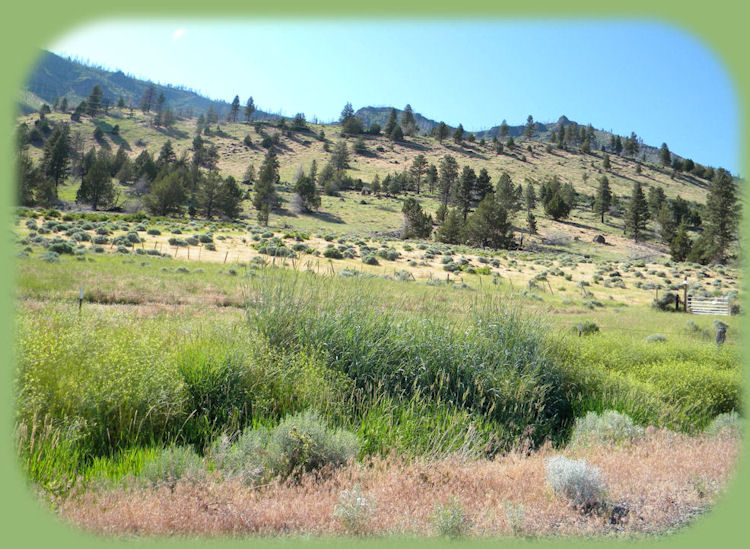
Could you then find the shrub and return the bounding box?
[333,485,375,535]
[140,445,204,488]
[574,321,599,336]
[432,497,471,538]
[48,242,74,255]
[704,411,743,438]
[324,247,344,259]
[362,254,379,266]
[147,228,161,236]
[266,410,359,478]
[646,334,667,343]
[545,455,606,509]
[569,410,644,447]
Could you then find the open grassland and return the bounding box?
[13,201,742,538]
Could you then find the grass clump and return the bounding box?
[545,455,606,510]
[432,497,471,538]
[569,410,644,447]
[140,445,204,489]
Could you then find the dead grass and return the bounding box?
[57,429,739,539]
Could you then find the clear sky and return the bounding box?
[49,19,739,174]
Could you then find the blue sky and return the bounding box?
[49,19,739,174]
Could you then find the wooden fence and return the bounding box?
[686,296,730,316]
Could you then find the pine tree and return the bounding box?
[435,208,463,244]
[438,154,458,209]
[389,124,404,141]
[86,85,103,117]
[384,108,398,136]
[140,83,156,113]
[435,121,449,143]
[659,143,671,167]
[244,97,255,123]
[253,149,280,225]
[410,154,428,194]
[17,149,40,206]
[76,155,118,211]
[647,186,666,218]
[452,124,464,144]
[340,102,363,135]
[218,176,244,219]
[330,141,350,171]
[230,95,241,122]
[624,182,649,242]
[401,198,433,239]
[602,152,611,170]
[463,196,514,249]
[198,170,223,218]
[703,168,740,263]
[144,171,186,216]
[495,172,520,215]
[499,120,509,138]
[523,115,535,140]
[526,211,538,234]
[401,104,417,136]
[524,180,537,211]
[294,169,321,212]
[594,175,613,223]
[656,202,677,243]
[41,123,71,200]
[475,168,493,203]
[371,174,381,195]
[456,165,476,221]
[669,223,692,262]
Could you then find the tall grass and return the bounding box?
[247,270,572,447]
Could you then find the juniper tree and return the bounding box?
[499,120,509,138]
[659,143,671,167]
[496,171,520,215]
[523,115,535,139]
[331,141,350,171]
[453,124,464,144]
[41,123,71,200]
[526,211,538,234]
[218,175,244,219]
[463,196,514,249]
[86,85,103,117]
[475,168,493,203]
[384,108,398,136]
[435,208,463,244]
[294,169,321,212]
[524,180,537,211]
[229,95,241,122]
[670,222,692,262]
[434,121,449,143]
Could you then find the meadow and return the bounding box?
[13,205,743,538]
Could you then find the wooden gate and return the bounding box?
[686,296,730,316]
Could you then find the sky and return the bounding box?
[49,19,740,174]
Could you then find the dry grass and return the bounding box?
[57,429,739,539]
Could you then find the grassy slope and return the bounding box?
[19,109,714,261]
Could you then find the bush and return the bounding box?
[48,242,74,255]
[140,445,204,488]
[323,247,344,259]
[362,254,379,266]
[574,321,599,336]
[545,455,606,509]
[333,485,375,535]
[646,334,667,343]
[704,411,743,438]
[266,410,359,478]
[569,410,644,447]
[432,497,471,538]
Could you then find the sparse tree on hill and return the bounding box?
[389,124,404,142]
[602,152,611,170]
[157,140,176,168]
[244,97,255,123]
[384,108,398,137]
[229,95,241,122]
[526,212,538,234]
[669,223,692,262]
[438,154,459,209]
[340,102,363,135]
[456,165,476,221]
[254,149,280,226]
[371,174,381,195]
[496,171,520,215]
[218,175,244,219]
[76,154,117,210]
[86,85,103,117]
[294,169,321,212]
[453,124,465,144]
[401,104,417,136]
[41,123,71,201]
[625,181,649,242]
[463,196,514,249]
[702,168,740,263]
[402,197,433,239]
[524,180,537,211]
[434,121,449,143]
[499,120,509,139]
[656,202,677,243]
[140,83,156,113]
[594,175,613,223]
[435,208,463,244]
[144,171,186,216]
[659,143,671,167]
[475,168,493,203]
[17,150,41,206]
[331,141,350,171]
[410,154,428,194]
[426,163,438,194]
[647,186,666,218]
[523,115,535,140]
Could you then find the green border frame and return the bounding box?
[1,2,746,548]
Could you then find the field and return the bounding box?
[13,203,743,539]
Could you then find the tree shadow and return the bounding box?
[155,126,189,140]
